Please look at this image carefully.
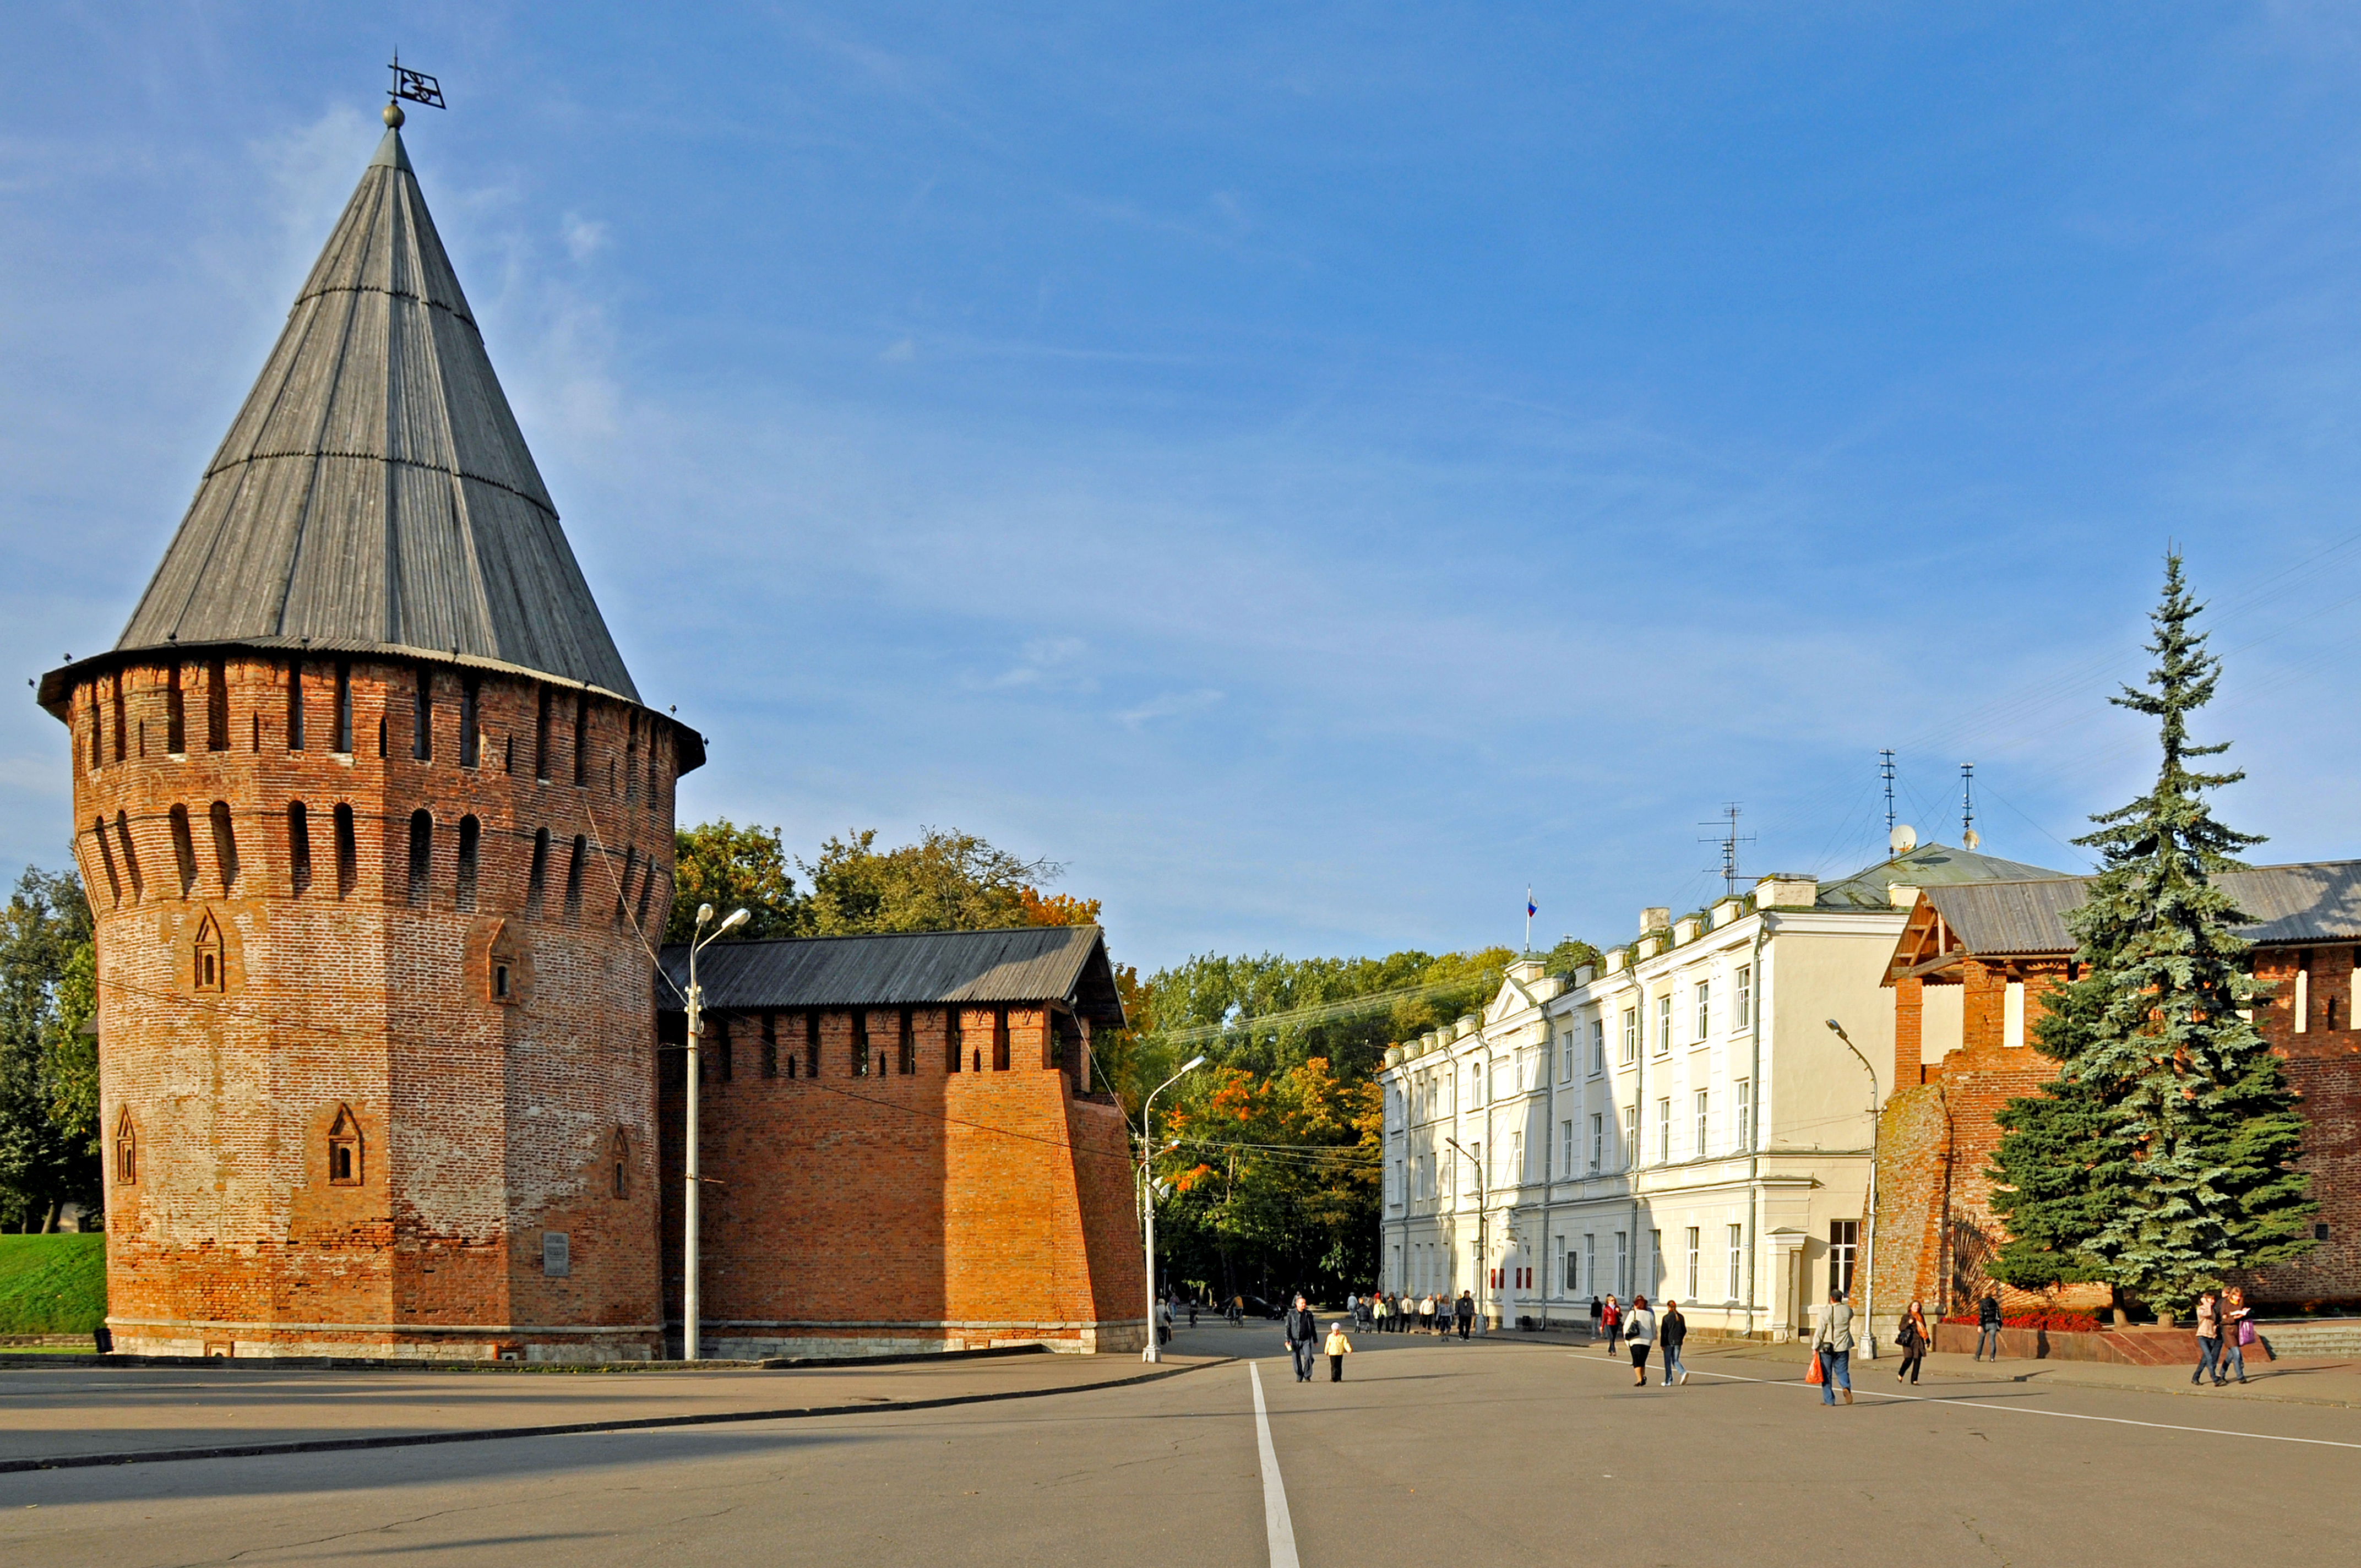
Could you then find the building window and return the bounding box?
[1614,1232,1629,1295]
[614,845,637,927]
[611,1130,630,1199]
[328,1104,363,1186]
[993,1007,1010,1071]
[412,665,433,761]
[286,662,304,750]
[1685,1227,1700,1298]
[1729,1224,1745,1301]
[334,804,357,897]
[459,676,480,769]
[333,661,352,752]
[852,1011,871,1076]
[760,1014,779,1079]
[1560,1118,1574,1177]
[535,687,553,781]
[456,815,480,912]
[1829,1219,1859,1297]
[525,829,551,917]
[166,662,186,753]
[1590,1017,1605,1074]
[1693,979,1710,1042]
[86,689,101,771]
[805,1011,821,1078]
[1510,1130,1522,1183]
[1734,965,1751,1029]
[623,713,640,802]
[899,1008,916,1075]
[113,1109,137,1185]
[377,716,387,758]
[209,801,238,890]
[112,678,127,763]
[1589,1113,1603,1174]
[1620,1008,1638,1063]
[406,810,432,907]
[563,835,586,919]
[488,925,518,1004]
[92,816,122,905]
[1734,1078,1751,1150]
[192,914,225,992]
[1561,1030,1574,1082]
[1695,1090,1709,1158]
[168,804,198,897]
[206,657,229,752]
[572,692,590,786]
[946,1007,964,1072]
[1621,1106,1637,1169]
[1656,993,1672,1055]
[115,812,143,902]
[288,802,312,894]
[1650,1228,1663,1292]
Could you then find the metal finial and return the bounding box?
[383,101,405,128]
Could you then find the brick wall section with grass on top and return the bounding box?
[66,655,684,1359]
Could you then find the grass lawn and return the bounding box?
[0,1234,107,1334]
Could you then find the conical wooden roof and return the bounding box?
[110,127,639,700]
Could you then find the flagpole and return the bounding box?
[1525,886,1532,955]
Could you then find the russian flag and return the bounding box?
[1527,896,1538,918]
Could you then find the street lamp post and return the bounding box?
[681,903,748,1362]
[1444,1137,1487,1330]
[1140,1055,1208,1363]
[1824,1018,1880,1359]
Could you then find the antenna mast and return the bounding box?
[1700,804,1755,897]
[1879,749,1897,836]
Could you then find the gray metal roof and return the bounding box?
[1815,841,2069,910]
[657,925,1127,1026]
[103,126,639,700]
[1921,860,2361,955]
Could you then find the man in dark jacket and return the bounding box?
[1658,1299,1688,1385]
[1974,1291,2004,1362]
[1455,1290,1475,1338]
[1283,1295,1320,1381]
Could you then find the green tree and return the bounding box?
[1985,556,2313,1315]
[0,867,96,1231]
[665,818,810,944]
[802,827,1062,935]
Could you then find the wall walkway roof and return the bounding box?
[656,925,1127,1027]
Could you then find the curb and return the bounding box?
[0,1343,1056,1375]
[0,1355,1239,1474]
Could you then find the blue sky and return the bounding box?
[9,3,2361,971]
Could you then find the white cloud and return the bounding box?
[1115,688,1224,729]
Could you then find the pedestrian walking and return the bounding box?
[1624,1294,1656,1385]
[1601,1294,1623,1355]
[1660,1299,1688,1385]
[1589,1294,1603,1341]
[1283,1294,1320,1382]
[1188,1296,1199,1329]
[1973,1289,2003,1362]
[2220,1286,2253,1385]
[1813,1289,1856,1405]
[2191,1289,2223,1386]
[1417,1293,1432,1332]
[1895,1300,1929,1385]
[1230,1293,1245,1327]
[1455,1291,1475,1340]
[1325,1321,1353,1381]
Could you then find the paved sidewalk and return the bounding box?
[0,1347,1232,1468]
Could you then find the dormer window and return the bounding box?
[328,1105,363,1185]
[193,912,225,992]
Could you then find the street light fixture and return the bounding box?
[682,903,749,1361]
[1140,1055,1207,1363]
[1824,1017,1880,1359]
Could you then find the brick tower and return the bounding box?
[35,111,700,1360]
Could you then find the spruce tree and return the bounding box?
[1987,554,2313,1318]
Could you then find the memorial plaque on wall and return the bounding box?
[542,1231,570,1277]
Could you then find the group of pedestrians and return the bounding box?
[1353,1289,1477,1337]
[1281,1294,1358,1382]
[2193,1287,2255,1386]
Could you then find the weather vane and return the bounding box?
[384,52,445,127]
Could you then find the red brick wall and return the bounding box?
[1879,945,2361,1314]
[70,654,679,1359]
[656,1003,1146,1357]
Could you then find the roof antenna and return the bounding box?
[1960,763,1979,851]
[1879,748,1897,836]
[1699,803,1754,897]
[385,50,447,128]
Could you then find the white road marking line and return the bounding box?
[1564,1353,2361,1450]
[1249,1363,1300,1568]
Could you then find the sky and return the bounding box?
[9,3,2361,972]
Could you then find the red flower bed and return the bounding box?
[1940,1311,2103,1333]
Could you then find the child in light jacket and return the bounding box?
[1324,1322,1353,1381]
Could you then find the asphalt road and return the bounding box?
[4,1323,2356,1566]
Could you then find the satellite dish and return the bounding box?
[1890,824,1918,854]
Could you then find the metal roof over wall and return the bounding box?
[657,925,1127,1026]
[1814,840,2068,910]
[1921,860,2361,955]
[50,126,641,707]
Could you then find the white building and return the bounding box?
[1377,837,2059,1341]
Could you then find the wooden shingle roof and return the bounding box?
[66,126,639,704]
